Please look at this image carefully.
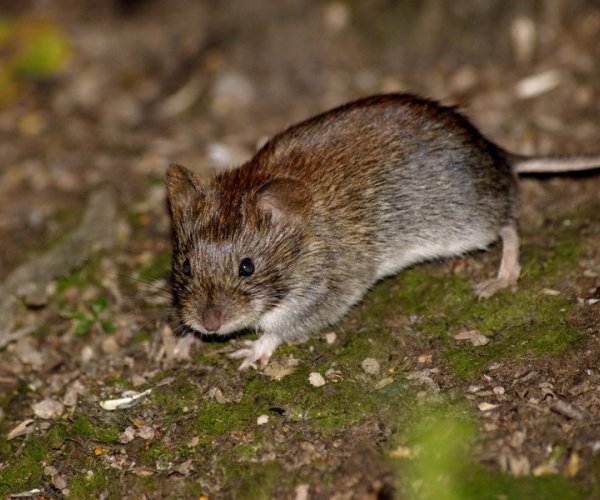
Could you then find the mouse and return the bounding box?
[165,93,600,370]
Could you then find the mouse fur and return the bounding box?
[166,93,599,369]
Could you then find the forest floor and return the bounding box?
[0,1,599,498]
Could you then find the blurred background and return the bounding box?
[1,0,599,278]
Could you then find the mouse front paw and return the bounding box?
[228,333,282,370]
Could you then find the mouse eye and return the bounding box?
[238,257,255,277]
[182,258,192,277]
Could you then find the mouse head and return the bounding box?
[165,163,314,336]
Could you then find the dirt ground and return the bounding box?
[1,1,599,498]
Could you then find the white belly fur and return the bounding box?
[375,231,497,279]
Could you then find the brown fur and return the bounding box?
[166,93,599,369]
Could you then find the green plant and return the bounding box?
[66,298,115,336]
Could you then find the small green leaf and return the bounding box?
[91,298,107,316]
[100,320,115,334]
[66,309,88,321]
[74,318,95,336]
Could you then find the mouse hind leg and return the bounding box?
[474,224,522,298]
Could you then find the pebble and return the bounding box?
[323,1,350,31]
[374,377,394,390]
[101,336,120,354]
[361,357,380,375]
[119,426,136,444]
[32,399,64,419]
[131,374,147,387]
[22,282,49,307]
[454,329,490,346]
[208,387,228,404]
[257,415,269,426]
[508,454,531,476]
[211,71,255,115]
[309,372,326,387]
[13,338,45,370]
[63,380,85,407]
[81,345,95,363]
[137,425,155,440]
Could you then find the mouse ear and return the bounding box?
[254,178,311,226]
[165,163,204,218]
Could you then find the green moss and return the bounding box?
[459,468,585,500]
[390,402,587,500]
[221,460,299,500]
[45,423,69,450]
[71,416,119,443]
[357,208,587,379]
[139,441,172,466]
[0,436,10,457]
[179,322,404,449]
[152,379,199,417]
[5,202,586,499]
[442,290,580,377]
[0,439,48,496]
[102,376,129,388]
[193,400,255,445]
[69,467,122,500]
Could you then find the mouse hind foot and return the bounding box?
[475,225,521,299]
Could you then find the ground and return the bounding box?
[0,1,599,498]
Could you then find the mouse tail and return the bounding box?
[510,153,600,174]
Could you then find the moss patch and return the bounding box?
[389,402,587,500]
[0,439,47,497]
[358,210,586,378]
[69,466,127,500]
[71,415,120,443]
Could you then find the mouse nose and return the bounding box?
[200,308,225,332]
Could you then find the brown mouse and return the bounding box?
[165,93,599,369]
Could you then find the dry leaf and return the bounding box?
[478,402,499,411]
[99,389,152,411]
[375,377,394,390]
[7,419,35,440]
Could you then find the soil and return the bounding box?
[0,1,599,499]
